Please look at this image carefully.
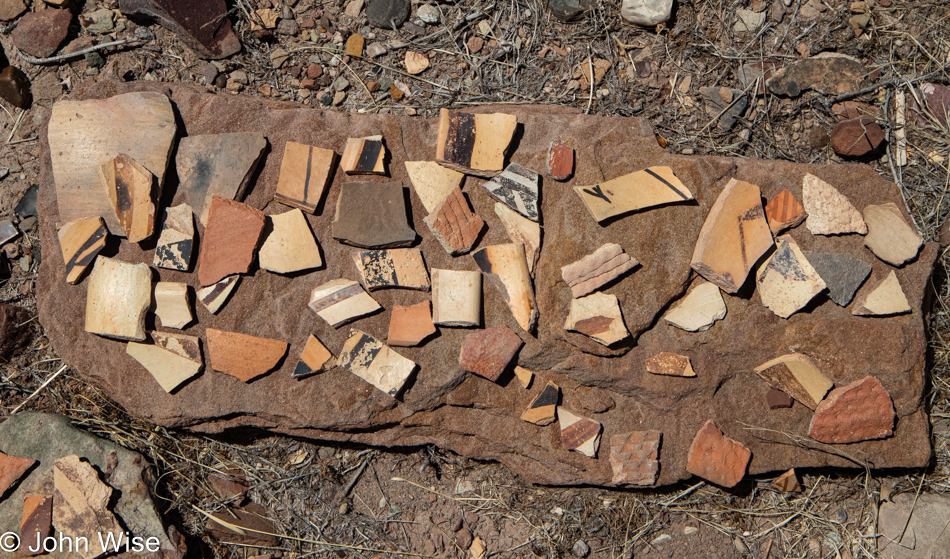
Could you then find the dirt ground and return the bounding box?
[1,0,949,557]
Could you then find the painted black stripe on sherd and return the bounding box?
[360,250,398,287]
[356,140,382,172]
[530,384,559,408]
[65,229,106,273]
[303,145,314,201]
[346,334,382,368]
[453,113,476,166]
[644,168,689,200]
[505,164,538,181]
[292,361,316,378]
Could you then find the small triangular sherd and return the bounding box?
[559,409,602,458]
[153,204,195,271]
[521,381,559,425]
[473,243,538,332]
[197,275,241,314]
[337,331,417,397]
[514,366,534,388]
[755,237,827,318]
[275,141,336,213]
[341,136,387,175]
[663,281,727,332]
[292,334,334,378]
[58,216,108,284]
[852,271,910,316]
[405,160,464,213]
[259,208,324,274]
[564,292,630,347]
[802,251,871,307]
[127,331,203,393]
[802,173,867,235]
[353,248,430,291]
[574,166,693,223]
[459,325,523,382]
[481,163,540,222]
[0,450,36,496]
[754,353,833,410]
[309,278,382,327]
[561,243,639,298]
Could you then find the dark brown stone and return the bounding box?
[12,9,72,59]
[0,303,31,359]
[206,502,278,547]
[830,116,886,157]
[332,182,417,248]
[118,0,242,59]
[767,388,793,409]
[0,66,31,109]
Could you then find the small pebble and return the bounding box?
[332,91,346,105]
[338,502,349,514]
[417,4,440,23]
[651,534,671,544]
[572,540,590,558]
[684,526,699,535]
[19,255,32,271]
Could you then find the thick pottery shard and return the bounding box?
[99,154,155,243]
[206,328,288,382]
[610,431,661,486]
[547,141,574,181]
[559,409,602,458]
[153,204,195,271]
[197,275,240,314]
[405,160,464,213]
[292,334,334,379]
[802,251,871,307]
[259,208,323,274]
[20,494,53,557]
[574,166,693,223]
[353,248,430,291]
[177,132,268,225]
[690,178,774,293]
[49,92,176,235]
[863,202,923,267]
[58,216,108,284]
[424,186,485,255]
[153,281,194,329]
[332,182,417,248]
[754,353,833,410]
[473,243,538,332]
[494,203,542,274]
[126,331,203,393]
[481,163,541,222]
[564,292,630,346]
[309,278,382,327]
[197,196,267,286]
[431,269,481,327]
[459,325,523,382]
[686,420,751,488]
[337,331,417,397]
[116,0,242,59]
[803,173,867,235]
[561,243,639,298]
[436,108,517,175]
[53,455,123,559]
[808,376,895,444]
[852,271,910,316]
[341,136,387,175]
[662,281,727,331]
[84,257,151,342]
[755,237,827,318]
[521,381,559,425]
[771,468,801,492]
[275,141,336,213]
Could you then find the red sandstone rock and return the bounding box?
[686,420,751,488]
[808,376,895,444]
[830,116,885,157]
[12,9,72,59]
[197,196,266,286]
[459,325,523,382]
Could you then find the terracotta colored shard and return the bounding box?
[574,166,694,223]
[564,292,630,346]
[755,237,827,318]
[53,455,124,559]
[802,251,871,307]
[84,257,151,342]
[274,141,337,213]
[830,116,885,157]
[459,325,523,382]
[99,154,155,243]
[404,160,465,213]
[259,209,323,274]
[767,388,793,409]
[353,248,429,291]
[116,0,242,59]
[431,269,482,327]
[341,136,387,175]
[547,141,574,181]
[436,109,518,176]
[197,196,266,286]
[153,204,195,271]
[521,381,559,425]
[20,494,53,557]
[663,281,727,331]
[153,282,194,329]
[197,275,241,314]
[514,366,534,388]
[337,331,417,397]
[58,216,108,284]
[0,450,35,496]
[494,203,541,274]
[609,431,661,486]
[685,420,751,488]
[771,468,801,492]
[754,353,833,410]
[332,182,416,248]
[388,300,437,346]
[808,376,895,443]
[473,243,538,332]
[646,352,696,377]
[803,173,867,235]
[177,132,268,225]
[863,202,923,266]
[308,278,381,327]
[424,186,485,255]
[49,92,177,235]
[764,189,806,234]
[852,271,910,316]
[127,331,204,393]
[690,178,774,293]
[561,243,639,298]
[559,409,602,458]
[206,328,288,382]
[291,334,334,378]
[481,163,541,222]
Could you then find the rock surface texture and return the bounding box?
[36,82,937,487]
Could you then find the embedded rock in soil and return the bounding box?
[36,81,937,487]
[118,0,242,59]
[0,302,31,359]
[12,8,73,59]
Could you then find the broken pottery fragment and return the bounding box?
[559,409,602,458]
[771,468,801,492]
[259,209,323,274]
[685,420,751,488]
[852,271,910,316]
[388,300,437,347]
[431,269,481,327]
[177,132,268,225]
[459,324,523,382]
[547,141,574,181]
[767,388,793,409]
[863,202,923,267]
[353,248,429,291]
[332,182,416,248]
[646,352,695,377]
[337,331,417,397]
[291,334,334,378]
[206,328,288,382]
[494,203,542,274]
[802,251,871,307]
[274,141,336,213]
[341,136,387,175]
[514,365,534,388]
[521,381,559,425]
[153,282,194,329]
[153,204,195,271]
[58,216,108,284]
[84,257,151,342]
[481,163,541,222]
[20,494,53,557]
[765,53,866,97]
[803,173,867,235]
[53,455,124,559]
[197,275,240,314]
[691,178,774,293]
[49,92,176,234]
[404,160,464,213]
[609,430,661,486]
[663,281,727,331]
[564,292,630,346]
[831,116,885,157]
[424,186,485,255]
[755,237,827,318]
[116,0,242,59]
[574,166,693,223]
[308,278,382,327]
[126,331,203,393]
[0,219,17,246]
[473,243,538,332]
[764,189,806,234]
[436,109,518,176]
[0,450,35,495]
[99,154,155,243]
[754,353,833,410]
[197,196,266,286]
[808,376,895,443]
[561,242,639,298]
